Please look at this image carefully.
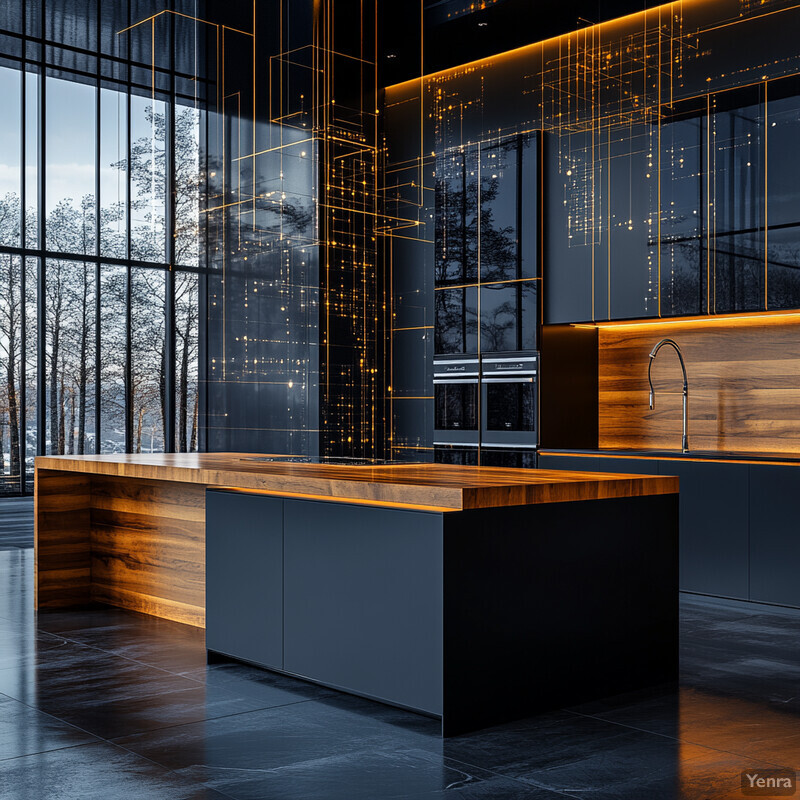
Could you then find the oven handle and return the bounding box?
[482,376,535,383]
[433,378,479,384]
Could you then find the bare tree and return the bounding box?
[0,98,201,477]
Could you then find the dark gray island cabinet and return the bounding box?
[206,485,678,736]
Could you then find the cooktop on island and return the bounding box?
[241,455,398,466]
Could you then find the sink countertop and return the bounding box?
[539,448,800,465]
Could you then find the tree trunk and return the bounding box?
[0,416,5,476]
[78,266,89,455]
[178,324,190,452]
[6,361,19,479]
[58,372,66,455]
[190,397,198,452]
[159,335,167,450]
[48,327,60,454]
[136,405,145,454]
[6,340,21,475]
[6,270,20,480]
[68,389,76,455]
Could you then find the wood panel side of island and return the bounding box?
[35,468,92,609]
[36,469,206,628]
[90,477,206,628]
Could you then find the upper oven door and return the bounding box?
[480,353,538,446]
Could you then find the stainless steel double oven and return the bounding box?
[433,352,538,467]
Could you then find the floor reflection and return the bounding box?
[0,504,799,798]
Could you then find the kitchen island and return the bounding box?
[35,454,679,734]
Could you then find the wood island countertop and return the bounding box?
[34,453,680,628]
[35,452,678,511]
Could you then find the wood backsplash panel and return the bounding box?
[598,319,800,453]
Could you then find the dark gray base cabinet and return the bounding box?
[749,466,800,607]
[206,489,678,736]
[539,455,749,599]
[283,500,444,716]
[540,454,800,608]
[664,460,748,600]
[206,492,284,669]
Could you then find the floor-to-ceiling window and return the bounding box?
[0,1,204,493]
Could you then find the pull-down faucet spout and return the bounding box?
[648,338,689,454]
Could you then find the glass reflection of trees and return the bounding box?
[0,72,201,490]
[434,287,478,354]
[435,148,478,283]
[480,281,538,353]
[434,135,537,355]
[479,141,518,283]
[659,83,800,316]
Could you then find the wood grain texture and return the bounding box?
[598,319,800,453]
[34,457,678,626]
[35,468,92,609]
[90,477,205,627]
[34,453,678,510]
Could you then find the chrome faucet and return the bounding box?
[648,338,689,453]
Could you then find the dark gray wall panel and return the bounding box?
[206,491,284,669]
[283,499,444,714]
[543,131,595,324]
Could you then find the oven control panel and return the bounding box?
[481,354,538,376]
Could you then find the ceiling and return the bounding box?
[379,0,665,85]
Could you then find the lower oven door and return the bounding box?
[479,446,537,469]
[433,378,480,445]
[434,444,480,466]
[481,376,537,446]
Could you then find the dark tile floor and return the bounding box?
[2,499,799,798]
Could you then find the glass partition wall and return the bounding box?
[0,1,204,494]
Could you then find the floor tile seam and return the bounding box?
[129,745,575,798]
[0,665,304,732]
[87,739,240,800]
[0,660,218,704]
[176,665,345,700]
[438,754,585,798]
[0,738,101,764]
[0,696,107,745]
[178,667,253,686]
[563,708,800,768]
[25,632,209,680]
[105,697,320,743]
[0,655,323,727]
[563,708,684,743]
